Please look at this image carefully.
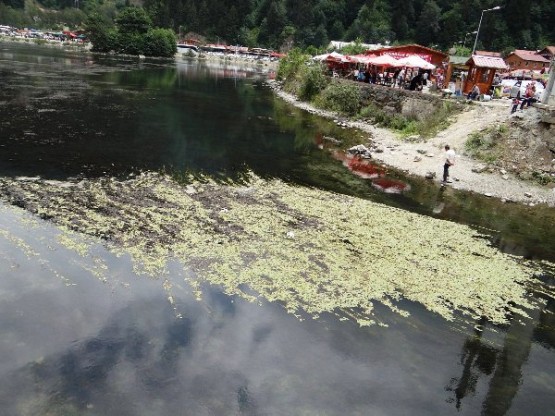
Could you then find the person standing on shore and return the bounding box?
[442,145,456,183]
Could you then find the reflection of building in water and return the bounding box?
[175,60,273,81]
[447,298,555,414]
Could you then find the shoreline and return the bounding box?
[268,81,555,207]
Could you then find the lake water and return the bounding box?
[0,43,554,415]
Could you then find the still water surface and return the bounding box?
[0,44,554,415]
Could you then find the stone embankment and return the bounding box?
[268,80,555,207]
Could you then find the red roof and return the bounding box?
[466,55,508,70]
[509,50,550,63]
[367,44,448,59]
[474,50,502,57]
[539,46,555,56]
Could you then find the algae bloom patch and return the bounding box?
[0,174,550,326]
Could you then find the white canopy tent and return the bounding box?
[395,55,436,69]
[366,54,402,67]
[312,51,345,62]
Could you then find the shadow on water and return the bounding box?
[445,284,555,416]
[1,43,555,263]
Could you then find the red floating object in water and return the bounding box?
[371,177,411,194]
[346,157,385,179]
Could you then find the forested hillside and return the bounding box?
[1,0,554,53]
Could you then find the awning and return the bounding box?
[367,54,402,67]
[396,55,435,69]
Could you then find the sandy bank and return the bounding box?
[270,82,555,207]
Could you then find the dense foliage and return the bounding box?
[1,0,554,53]
[85,7,177,57]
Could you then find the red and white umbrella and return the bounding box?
[396,55,435,69]
[367,54,401,67]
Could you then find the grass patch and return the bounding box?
[532,171,554,186]
[358,101,457,139]
[464,127,500,162]
[314,80,361,115]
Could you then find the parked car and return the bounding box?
[509,80,545,101]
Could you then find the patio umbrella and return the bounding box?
[341,55,359,63]
[312,53,330,61]
[313,52,345,62]
[396,55,435,69]
[352,54,375,65]
[367,54,401,67]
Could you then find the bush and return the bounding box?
[465,130,495,152]
[86,13,116,52]
[369,100,457,138]
[117,32,144,55]
[143,28,177,57]
[464,128,499,162]
[277,48,308,82]
[532,171,553,185]
[315,80,361,115]
[298,64,329,101]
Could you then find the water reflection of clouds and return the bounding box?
[0,206,468,415]
[0,289,470,414]
[1,206,554,414]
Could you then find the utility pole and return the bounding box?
[542,58,555,105]
[472,6,502,55]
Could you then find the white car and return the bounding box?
[509,80,545,101]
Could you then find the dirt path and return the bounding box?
[273,86,555,207]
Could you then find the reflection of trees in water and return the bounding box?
[446,318,497,410]
[446,295,555,415]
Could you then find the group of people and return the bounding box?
[511,81,538,113]
[347,67,433,90]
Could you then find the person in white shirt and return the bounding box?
[442,145,456,183]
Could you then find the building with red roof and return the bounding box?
[505,49,550,70]
[538,46,555,62]
[364,44,448,68]
[464,55,508,96]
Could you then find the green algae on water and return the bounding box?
[0,173,551,326]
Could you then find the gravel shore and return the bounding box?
[271,83,555,207]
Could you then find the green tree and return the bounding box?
[0,0,23,8]
[341,37,366,54]
[143,27,177,56]
[390,0,413,41]
[258,0,287,48]
[415,0,441,46]
[85,12,116,52]
[115,6,152,34]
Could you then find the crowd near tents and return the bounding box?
[313,52,435,71]
[310,43,553,101]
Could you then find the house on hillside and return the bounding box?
[505,50,550,70]
[365,44,448,68]
[538,46,555,62]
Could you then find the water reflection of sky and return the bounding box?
[1,202,554,415]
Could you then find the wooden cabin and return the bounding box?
[444,55,470,92]
[463,55,508,96]
[538,46,555,62]
[505,50,550,71]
